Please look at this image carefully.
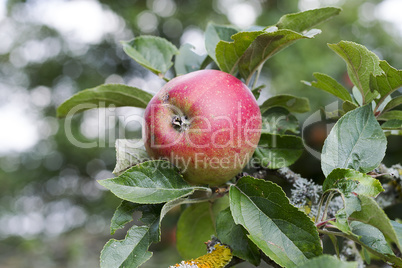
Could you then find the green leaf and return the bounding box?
[378,110,402,121]
[113,139,149,176]
[254,133,304,169]
[323,168,383,197]
[215,40,238,73]
[327,234,340,258]
[261,107,299,135]
[276,7,342,33]
[342,100,359,113]
[260,94,310,114]
[383,95,402,112]
[332,195,360,234]
[215,31,262,74]
[137,203,164,242]
[352,86,363,106]
[307,72,352,102]
[333,197,402,266]
[214,8,340,77]
[321,104,387,177]
[105,195,206,267]
[375,94,392,113]
[98,160,208,204]
[328,41,382,104]
[251,84,264,100]
[122,36,178,77]
[174,43,205,75]
[57,84,153,117]
[109,201,170,240]
[370,60,402,109]
[381,119,402,130]
[204,23,238,64]
[216,207,261,266]
[297,255,357,268]
[200,55,213,70]
[391,220,402,250]
[230,176,322,267]
[350,195,401,251]
[350,221,395,256]
[238,29,315,82]
[176,197,229,259]
[100,226,153,268]
[361,247,371,264]
[110,201,141,235]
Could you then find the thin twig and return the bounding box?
[315,192,328,224]
[315,217,336,228]
[321,191,336,222]
[318,228,348,238]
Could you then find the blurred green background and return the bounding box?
[0,0,401,267]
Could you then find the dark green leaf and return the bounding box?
[321,104,387,177]
[174,43,205,75]
[216,31,262,74]
[307,72,352,102]
[57,84,153,117]
[381,119,402,130]
[204,23,238,64]
[230,176,322,267]
[361,247,371,264]
[200,55,213,70]
[215,40,238,73]
[137,204,164,243]
[112,202,163,242]
[261,107,299,135]
[391,220,402,250]
[370,60,402,108]
[98,160,208,204]
[332,195,360,234]
[323,168,383,197]
[100,226,153,268]
[105,196,205,267]
[276,7,342,33]
[328,234,340,258]
[216,208,261,266]
[350,195,401,251]
[342,100,359,112]
[110,201,141,235]
[260,94,310,114]
[378,110,402,121]
[383,95,402,112]
[350,221,394,256]
[333,197,402,266]
[239,29,315,82]
[122,36,178,77]
[251,84,265,100]
[176,197,229,259]
[254,133,304,169]
[297,255,357,268]
[113,139,149,176]
[339,229,402,266]
[328,41,382,104]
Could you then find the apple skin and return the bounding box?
[143,70,262,186]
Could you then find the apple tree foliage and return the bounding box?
[57,7,402,268]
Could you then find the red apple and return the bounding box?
[143,70,262,186]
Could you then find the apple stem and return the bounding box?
[172,115,190,131]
